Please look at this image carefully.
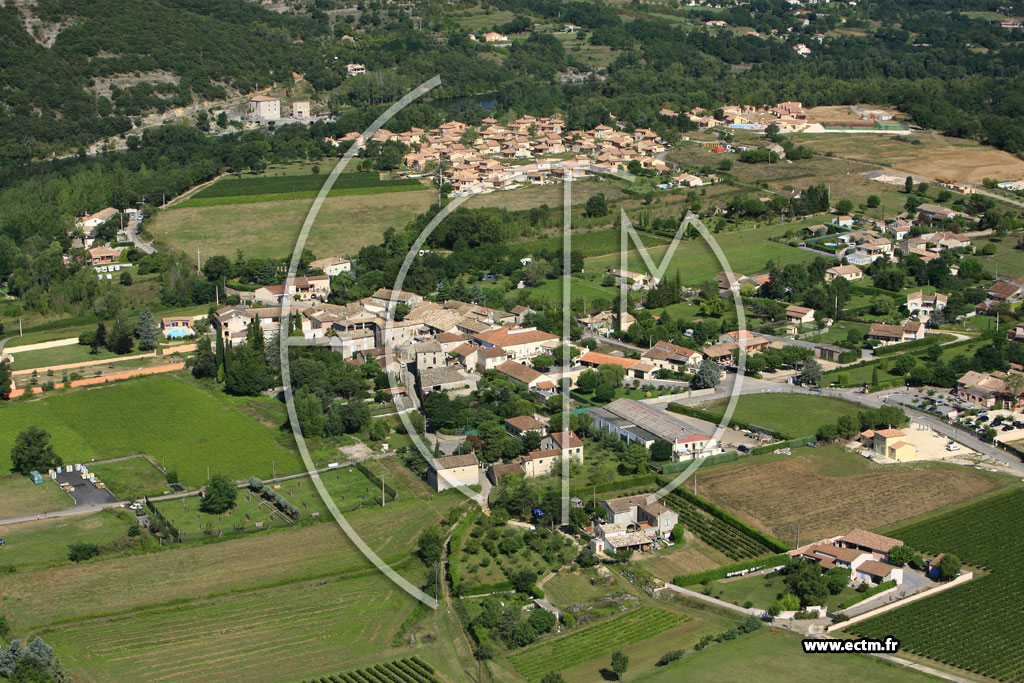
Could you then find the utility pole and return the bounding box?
[197,248,202,273]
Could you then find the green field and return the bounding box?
[150,189,436,260]
[187,171,422,201]
[0,509,136,571]
[850,488,1024,680]
[584,224,815,287]
[2,495,466,681]
[696,570,859,612]
[637,627,935,682]
[0,475,73,520]
[0,374,301,487]
[696,393,864,439]
[8,342,126,371]
[88,457,171,500]
[975,236,1024,279]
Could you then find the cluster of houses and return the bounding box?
[327,116,676,196]
[955,368,1024,409]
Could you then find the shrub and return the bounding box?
[655,649,685,666]
[68,542,101,562]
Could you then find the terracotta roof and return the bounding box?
[504,415,545,432]
[840,528,903,553]
[524,449,560,461]
[473,326,558,348]
[431,453,479,470]
[548,430,583,449]
[495,360,545,384]
[857,560,898,578]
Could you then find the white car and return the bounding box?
[946,444,960,452]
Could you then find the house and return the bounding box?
[792,543,872,571]
[855,560,904,586]
[541,430,584,462]
[503,415,546,437]
[577,351,657,381]
[483,31,509,43]
[642,341,703,372]
[417,367,478,398]
[607,268,659,291]
[906,291,947,317]
[785,305,816,325]
[427,453,479,492]
[412,340,446,370]
[588,398,712,459]
[160,316,194,339]
[859,428,918,461]
[78,207,118,230]
[955,370,1024,408]
[89,245,120,266]
[832,215,854,228]
[867,321,924,346]
[1013,323,1024,344]
[472,326,559,360]
[308,256,351,276]
[291,100,310,119]
[825,264,863,282]
[212,306,291,346]
[836,529,904,559]
[590,494,678,554]
[367,288,425,312]
[249,95,280,121]
[253,275,331,305]
[346,63,366,76]
[494,360,550,389]
[521,449,562,478]
[988,280,1023,304]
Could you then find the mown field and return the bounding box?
[695,394,865,439]
[88,457,171,501]
[850,488,1024,680]
[0,374,301,487]
[0,475,72,519]
[690,445,1007,544]
[182,171,424,205]
[1,495,465,682]
[0,509,135,571]
[150,189,435,260]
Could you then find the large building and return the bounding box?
[249,95,280,121]
[588,398,712,459]
[590,494,678,554]
[427,453,479,491]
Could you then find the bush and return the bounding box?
[68,542,101,562]
[655,649,685,666]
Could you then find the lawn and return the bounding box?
[8,342,125,371]
[149,189,435,261]
[690,445,1008,544]
[824,338,989,386]
[694,393,864,439]
[0,509,135,571]
[88,457,171,500]
[0,475,73,520]
[154,488,294,538]
[636,627,935,682]
[528,276,616,305]
[975,236,1024,279]
[696,571,859,612]
[0,374,302,487]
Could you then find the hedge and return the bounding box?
[354,462,398,500]
[666,403,785,439]
[668,485,789,553]
[872,334,950,357]
[571,473,660,498]
[673,554,790,586]
[837,580,897,610]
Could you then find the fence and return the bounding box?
[354,462,398,501]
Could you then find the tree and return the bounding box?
[825,567,851,595]
[224,345,272,396]
[835,198,854,214]
[67,542,100,562]
[107,315,133,355]
[620,442,649,474]
[510,568,536,593]
[936,553,961,581]
[610,650,629,679]
[10,426,62,475]
[671,523,686,544]
[416,525,444,566]
[527,608,557,634]
[904,176,914,194]
[650,439,673,462]
[0,360,10,400]
[539,673,565,683]
[866,194,881,208]
[798,357,822,386]
[888,544,913,567]
[203,254,232,281]
[190,339,217,379]
[134,309,160,351]
[691,358,722,389]
[199,474,237,514]
[91,322,106,355]
[584,193,609,218]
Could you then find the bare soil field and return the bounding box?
[806,105,905,123]
[692,446,1002,544]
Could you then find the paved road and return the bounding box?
[125,215,156,254]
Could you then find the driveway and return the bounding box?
[54,470,119,507]
[844,569,935,617]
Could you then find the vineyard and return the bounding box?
[307,657,438,683]
[508,607,685,681]
[850,489,1024,680]
[193,172,422,200]
[662,491,776,560]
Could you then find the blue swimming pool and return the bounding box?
[164,328,191,338]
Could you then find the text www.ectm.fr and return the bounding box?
[803,637,900,654]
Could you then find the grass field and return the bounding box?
[697,570,859,612]
[690,445,1007,544]
[0,475,73,520]
[0,374,301,487]
[8,343,126,371]
[2,495,465,681]
[150,189,435,261]
[0,509,135,571]
[975,236,1024,279]
[636,627,935,682]
[188,171,422,202]
[584,224,814,287]
[88,457,171,501]
[695,394,865,439]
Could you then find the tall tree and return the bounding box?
[10,426,62,475]
[134,309,160,351]
[199,474,237,514]
[691,358,722,389]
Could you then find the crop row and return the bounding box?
[509,607,684,680]
[307,657,437,683]
[663,493,771,560]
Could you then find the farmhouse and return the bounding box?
[249,95,280,121]
[859,428,918,461]
[427,453,479,492]
[503,415,546,437]
[906,291,948,317]
[417,367,479,398]
[790,529,905,585]
[253,275,331,305]
[607,268,659,291]
[588,398,712,459]
[987,280,1023,304]
[541,430,584,462]
[837,528,904,557]
[590,494,678,554]
[494,360,550,389]
[785,304,816,325]
[472,326,559,360]
[213,306,293,346]
[642,341,703,372]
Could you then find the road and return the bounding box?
[125,215,156,254]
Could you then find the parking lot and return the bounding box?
[54,470,119,507]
